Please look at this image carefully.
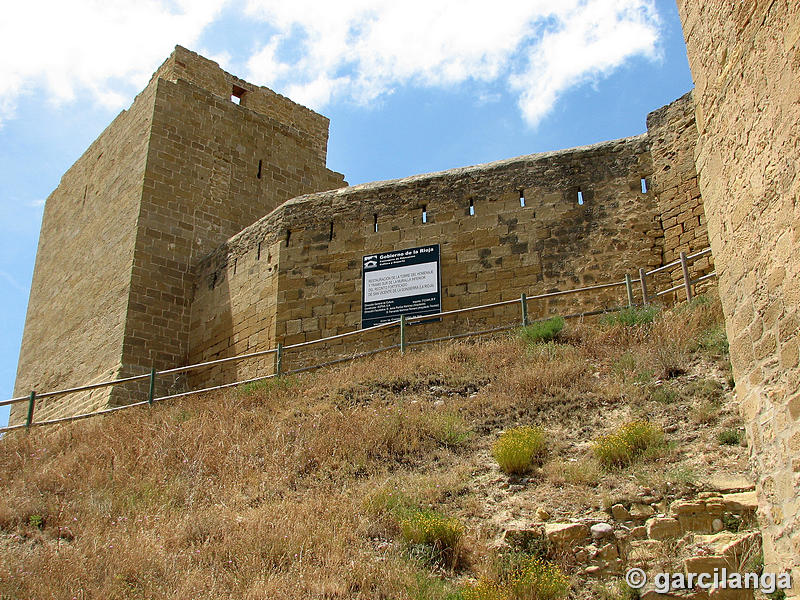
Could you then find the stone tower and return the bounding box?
[11,46,345,423]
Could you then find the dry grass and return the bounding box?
[0,291,743,599]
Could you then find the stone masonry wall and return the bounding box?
[151,47,332,165]
[11,80,159,424]
[113,70,344,403]
[678,0,800,590]
[11,46,345,422]
[189,135,664,384]
[646,92,713,289]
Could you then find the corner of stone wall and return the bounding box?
[646,91,713,290]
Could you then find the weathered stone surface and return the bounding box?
[721,492,757,514]
[631,503,657,520]
[684,555,731,576]
[677,0,800,585]
[544,522,589,548]
[670,499,725,534]
[598,542,619,561]
[612,504,633,521]
[647,517,682,540]
[591,522,614,538]
[705,475,756,494]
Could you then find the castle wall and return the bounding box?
[11,46,346,420]
[189,135,664,382]
[151,47,333,165]
[113,72,345,401]
[11,80,159,423]
[677,0,800,586]
[646,92,713,287]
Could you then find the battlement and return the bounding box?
[150,45,332,163]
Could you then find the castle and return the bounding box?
[11,0,800,589]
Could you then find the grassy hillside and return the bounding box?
[0,293,749,599]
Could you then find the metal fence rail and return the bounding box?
[0,247,715,434]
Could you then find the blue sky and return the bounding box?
[0,0,693,426]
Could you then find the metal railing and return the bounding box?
[0,248,714,434]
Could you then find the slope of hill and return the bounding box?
[0,292,759,600]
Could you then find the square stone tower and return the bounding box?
[11,46,345,424]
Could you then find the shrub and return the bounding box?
[400,509,464,568]
[618,420,664,453]
[492,426,547,475]
[592,434,634,468]
[519,317,565,345]
[593,421,664,468]
[601,306,659,327]
[506,555,570,600]
[717,428,744,446]
[462,579,508,600]
[462,556,569,600]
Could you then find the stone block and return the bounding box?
[544,522,589,548]
[647,517,682,540]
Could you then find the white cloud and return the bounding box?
[0,0,227,125]
[243,0,660,126]
[0,0,660,128]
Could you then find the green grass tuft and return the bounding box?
[717,428,745,446]
[519,317,565,345]
[601,306,659,327]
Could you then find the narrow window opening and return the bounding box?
[641,177,648,193]
[257,241,262,260]
[577,188,584,205]
[519,189,526,207]
[329,221,335,241]
[231,84,246,105]
[233,258,238,275]
[373,214,378,233]
[285,229,291,246]
[257,160,262,179]
[469,198,475,216]
[422,205,428,224]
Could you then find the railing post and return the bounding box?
[400,315,406,355]
[276,343,283,377]
[148,367,156,405]
[25,391,36,429]
[520,293,529,327]
[624,274,634,308]
[638,268,649,305]
[680,251,693,302]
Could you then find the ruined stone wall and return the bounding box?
[646,92,713,288]
[190,136,663,383]
[11,81,159,424]
[677,0,800,588]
